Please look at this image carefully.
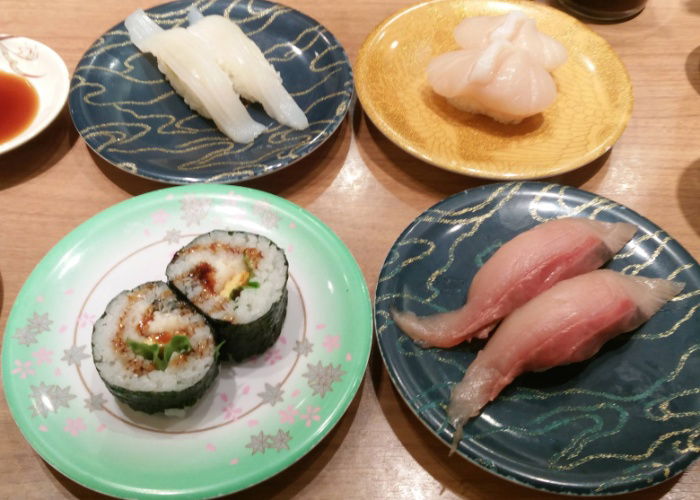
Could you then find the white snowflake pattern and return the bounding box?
[29,383,76,418]
[180,195,211,226]
[13,327,37,346]
[61,345,90,366]
[27,312,53,334]
[302,361,346,398]
[163,228,183,244]
[253,201,280,229]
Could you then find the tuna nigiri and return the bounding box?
[392,218,636,347]
[125,9,266,143]
[453,11,567,71]
[426,40,557,124]
[447,270,684,451]
[187,7,309,131]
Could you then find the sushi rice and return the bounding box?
[166,230,288,362]
[92,281,219,413]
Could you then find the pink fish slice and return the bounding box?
[392,218,637,348]
[447,269,684,452]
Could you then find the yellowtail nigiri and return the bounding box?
[392,218,637,347]
[447,269,684,452]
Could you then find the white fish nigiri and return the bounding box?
[187,7,309,130]
[392,218,636,347]
[125,9,266,143]
[447,269,684,451]
[454,11,567,71]
[427,40,557,124]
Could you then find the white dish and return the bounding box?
[0,36,69,154]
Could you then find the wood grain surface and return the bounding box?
[1,0,699,498]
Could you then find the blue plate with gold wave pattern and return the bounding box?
[375,182,700,495]
[69,0,352,184]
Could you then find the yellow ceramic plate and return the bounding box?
[355,0,633,180]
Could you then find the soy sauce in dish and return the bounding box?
[0,70,39,143]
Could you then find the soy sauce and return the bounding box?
[0,70,39,143]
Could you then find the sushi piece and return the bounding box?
[124,9,266,143]
[426,40,557,124]
[92,281,219,414]
[392,218,636,347]
[453,11,567,71]
[187,7,309,130]
[447,270,684,451]
[166,230,288,362]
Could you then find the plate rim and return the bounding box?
[373,180,700,495]
[2,184,373,498]
[354,0,634,180]
[67,0,354,185]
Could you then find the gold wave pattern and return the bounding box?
[374,182,699,483]
[71,0,352,181]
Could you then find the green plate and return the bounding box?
[2,185,372,498]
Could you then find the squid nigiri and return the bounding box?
[392,218,636,347]
[187,7,309,131]
[453,11,567,71]
[426,40,556,124]
[125,9,266,143]
[447,269,684,451]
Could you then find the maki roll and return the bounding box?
[92,281,219,414]
[166,230,288,362]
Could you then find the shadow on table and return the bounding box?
[685,45,700,96]
[677,157,700,236]
[93,119,350,202]
[685,0,700,16]
[42,379,362,498]
[368,341,680,499]
[0,105,77,191]
[0,270,4,321]
[354,102,609,203]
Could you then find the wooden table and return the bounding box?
[1,0,698,497]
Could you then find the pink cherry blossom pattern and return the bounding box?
[78,312,95,329]
[316,324,326,330]
[322,335,340,353]
[247,419,259,427]
[241,385,250,395]
[219,393,229,403]
[54,367,62,377]
[279,405,299,424]
[96,424,107,432]
[223,403,242,421]
[59,325,68,334]
[300,406,321,427]
[151,210,169,225]
[33,348,53,365]
[291,389,301,398]
[206,443,216,452]
[64,289,74,295]
[289,222,296,229]
[286,244,294,253]
[38,425,48,432]
[279,337,287,345]
[64,418,86,436]
[36,296,44,303]
[346,353,352,362]
[11,360,34,379]
[230,458,239,465]
[264,348,282,366]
